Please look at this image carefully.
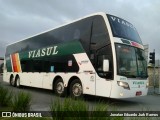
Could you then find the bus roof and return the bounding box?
[6,12,107,47]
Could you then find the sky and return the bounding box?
[0,0,160,60]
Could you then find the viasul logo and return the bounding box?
[28,46,58,58]
[133,81,144,85]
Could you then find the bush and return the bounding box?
[11,91,31,111]
[0,85,13,107]
[50,98,124,120]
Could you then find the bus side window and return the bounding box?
[97,55,113,79]
[96,46,113,79]
[21,61,26,72]
[32,60,44,72]
[21,60,33,72]
[90,16,111,68]
[91,16,110,49]
[89,16,113,79]
[97,55,104,72]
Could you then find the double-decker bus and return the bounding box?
[3,12,148,98]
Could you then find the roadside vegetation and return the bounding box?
[0,84,159,120]
[11,91,31,111]
[0,84,31,112]
[50,97,159,120]
[50,97,154,120]
[0,85,12,107]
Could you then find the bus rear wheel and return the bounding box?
[15,77,21,88]
[10,76,14,86]
[54,78,65,97]
[69,79,83,99]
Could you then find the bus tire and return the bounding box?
[69,79,83,99]
[10,75,14,86]
[15,76,21,88]
[54,78,65,97]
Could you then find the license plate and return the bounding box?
[136,91,142,96]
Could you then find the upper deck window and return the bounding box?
[107,14,142,45]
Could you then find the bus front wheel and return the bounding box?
[54,78,65,97]
[69,79,83,99]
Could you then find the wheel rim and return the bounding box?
[56,82,64,94]
[72,83,82,97]
[16,78,20,87]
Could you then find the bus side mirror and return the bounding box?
[103,59,109,72]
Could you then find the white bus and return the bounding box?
[3,12,148,98]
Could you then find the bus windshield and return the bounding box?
[107,14,142,44]
[116,44,147,78]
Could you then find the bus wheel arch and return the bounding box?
[15,74,21,88]
[53,76,66,97]
[10,74,14,86]
[68,76,83,98]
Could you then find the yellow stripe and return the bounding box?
[15,53,21,72]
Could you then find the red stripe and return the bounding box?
[15,53,21,72]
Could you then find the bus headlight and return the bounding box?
[117,81,130,90]
[146,82,149,88]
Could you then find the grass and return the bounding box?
[50,97,124,120]
[50,98,88,119]
[11,91,32,111]
[0,85,13,107]
[0,83,158,120]
[0,84,32,111]
[50,98,160,120]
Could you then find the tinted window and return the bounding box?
[96,45,113,79]
[5,18,92,57]
[21,55,79,73]
[89,16,113,79]
[91,16,110,49]
[107,14,142,44]
[116,44,147,78]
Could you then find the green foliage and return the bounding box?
[0,85,13,107]
[50,97,125,120]
[50,98,88,120]
[11,91,31,111]
[0,84,31,112]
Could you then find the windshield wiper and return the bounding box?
[121,74,137,78]
[137,75,148,78]
[127,75,137,78]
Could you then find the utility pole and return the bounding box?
[149,49,156,94]
[158,60,160,94]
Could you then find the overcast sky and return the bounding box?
[0,0,160,60]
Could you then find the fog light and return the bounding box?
[120,93,123,96]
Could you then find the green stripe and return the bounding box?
[19,40,84,60]
[58,40,84,56]
[6,60,12,72]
